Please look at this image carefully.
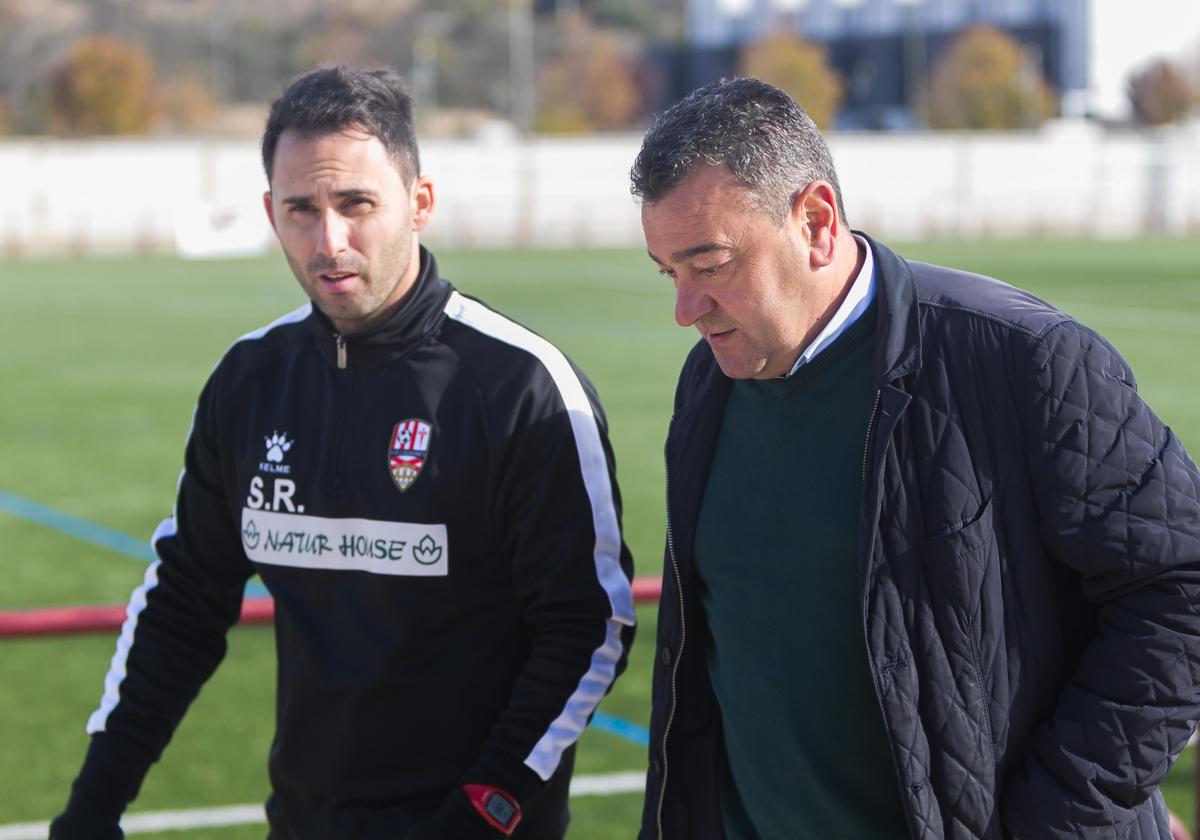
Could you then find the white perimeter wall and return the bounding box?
[0,121,1197,256]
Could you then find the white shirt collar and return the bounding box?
[785,234,876,377]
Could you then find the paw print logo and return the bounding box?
[264,431,293,464]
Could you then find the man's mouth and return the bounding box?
[318,271,359,289]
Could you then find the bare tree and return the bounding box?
[1127,58,1194,126]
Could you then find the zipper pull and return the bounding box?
[335,333,347,369]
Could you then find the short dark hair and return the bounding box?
[630,77,846,224]
[261,65,420,184]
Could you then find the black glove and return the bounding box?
[404,786,515,840]
[50,732,154,840]
[47,810,123,840]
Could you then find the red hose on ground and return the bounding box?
[0,576,664,639]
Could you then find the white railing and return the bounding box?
[0,120,1196,257]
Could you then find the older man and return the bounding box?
[634,77,1200,840]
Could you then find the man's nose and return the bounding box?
[674,279,714,328]
[315,210,349,258]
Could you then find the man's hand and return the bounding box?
[1169,810,1194,840]
[47,811,123,840]
[404,785,520,840]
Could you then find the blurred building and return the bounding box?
[675,0,1088,128]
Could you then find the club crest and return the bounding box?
[388,419,433,492]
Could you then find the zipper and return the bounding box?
[858,387,915,820]
[329,331,354,494]
[966,621,998,772]
[335,333,347,369]
[656,443,686,840]
[860,389,881,483]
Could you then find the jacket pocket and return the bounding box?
[923,497,996,611]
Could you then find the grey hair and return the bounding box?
[630,77,846,224]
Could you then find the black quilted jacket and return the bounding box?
[640,235,1200,840]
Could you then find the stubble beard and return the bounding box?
[289,236,414,334]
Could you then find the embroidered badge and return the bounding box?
[388,419,433,492]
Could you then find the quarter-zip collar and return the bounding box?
[309,245,454,370]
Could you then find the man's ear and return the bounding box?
[263,191,277,232]
[411,177,435,231]
[791,180,839,269]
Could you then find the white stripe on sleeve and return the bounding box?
[444,291,635,781]
[87,560,161,733]
[86,303,312,733]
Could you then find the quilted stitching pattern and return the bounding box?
[875,297,1200,840]
[644,244,1200,840]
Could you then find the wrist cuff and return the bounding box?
[66,731,156,819]
[465,748,545,806]
[463,784,522,836]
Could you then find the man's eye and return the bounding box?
[657,268,675,279]
[698,264,724,277]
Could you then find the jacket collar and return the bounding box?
[674,232,923,412]
[666,234,922,583]
[309,245,453,369]
[858,232,922,385]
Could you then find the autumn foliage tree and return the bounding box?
[158,80,219,133]
[536,12,643,133]
[926,25,1055,130]
[50,37,157,135]
[740,33,842,130]
[1127,59,1195,126]
[302,9,381,69]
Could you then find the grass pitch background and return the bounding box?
[3,239,1200,836]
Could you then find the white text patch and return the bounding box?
[240,508,448,576]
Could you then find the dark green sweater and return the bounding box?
[694,306,907,839]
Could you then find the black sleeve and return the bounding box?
[463,359,636,808]
[57,368,254,822]
[1002,320,1200,838]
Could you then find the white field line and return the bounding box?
[568,770,646,796]
[0,771,646,839]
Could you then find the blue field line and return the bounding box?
[591,710,650,747]
[0,488,268,599]
[0,489,158,562]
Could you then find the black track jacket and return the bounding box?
[73,248,636,837]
